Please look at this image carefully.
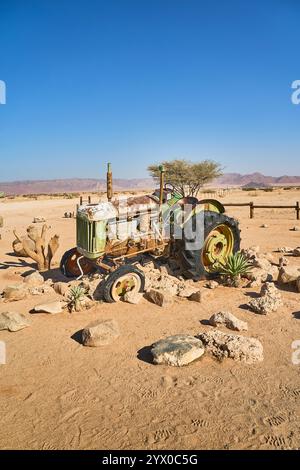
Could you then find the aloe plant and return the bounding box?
[67,285,86,312]
[215,252,253,287]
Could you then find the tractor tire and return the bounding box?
[102,264,145,303]
[179,211,241,280]
[60,247,96,278]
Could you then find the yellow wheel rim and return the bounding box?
[202,224,234,273]
[111,273,141,302]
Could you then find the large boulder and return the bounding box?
[198,330,263,364]
[0,312,30,332]
[145,289,173,307]
[2,284,28,301]
[151,334,205,367]
[81,319,120,347]
[23,271,44,287]
[208,311,248,331]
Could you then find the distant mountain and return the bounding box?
[0,172,300,195]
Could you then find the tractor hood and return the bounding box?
[77,195,159,222]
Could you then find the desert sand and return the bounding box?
[0,188,300,450]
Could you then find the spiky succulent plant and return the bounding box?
[214,252,253,287]
[67,285,87,312]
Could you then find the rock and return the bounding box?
[293,248,300,257]
[206,280,219,289]
[145,289,173,307]
[278,266,300,284]
[278,247,293,254]
[33,216,46,223]
[53,282,70,296]
[123,291,142,304]
[260,224,268,228]
[28,285,54,296]
[291,226,300,231]
[208,311,248,331]
[81,319,120,347]
[198,330,263,364]
[253,257,272,271]
[23,271,44,287]
[151,334,205,366]
[0,311,30,332]
[33,301,63,314]
[245,265,278,284]
[188,290,203,302]
[279,256,289,267]
[178,285,199,298]
[2,284,28,301]
[248,282,282,314]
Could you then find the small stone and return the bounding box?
[209,311,248,331]
[279,256,289,267]
[23,271,44,287]
[0,311,30,332]
[33,301,63,314]
[293,248,300,257]
[206,280,219,289]
[290,226,300,232]
[178,285,199,298]
[33,216,46,223]
[53,282,70,296]
[2,284,28,301]
[278,247,293,254]
[151,334,205,367]
[188,290,203,303]
[248,282,282,314]
[81,319,120,347]
[145,289,173,307]
[198,330,263,364]
[123,291,142,304]
[260,224,268,228]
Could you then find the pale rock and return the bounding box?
[248,282,282,314]
[198,330,263,364]
[2,284,28,301]
[0,311,30,332]
[188,290,203,303]
[151,334,205,366]
[278,266,300,284]
[23,271,44,287]
[82,319,120,347]
[53,282,70,296]
[206,280,219,289]
[33,301,63,314]
[123,291,142,304]
[209,311,248,331]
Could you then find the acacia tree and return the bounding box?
[148,159,223,197]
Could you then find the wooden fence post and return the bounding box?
[250,201,254,219]
[296,201,300,220]
[88,195,91,204]
[80,196,83,205]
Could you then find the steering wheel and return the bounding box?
[164,183,175,192]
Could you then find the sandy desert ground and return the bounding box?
[0,188,300,450]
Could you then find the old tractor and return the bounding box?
[60,163,240,302]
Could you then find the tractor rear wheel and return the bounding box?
[179,211,240,280]
[60,248,96,278]
[102,265,145,303]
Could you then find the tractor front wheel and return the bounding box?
[102,265,145,303]
[60,248,96,278]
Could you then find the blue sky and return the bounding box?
[0,0,300,181]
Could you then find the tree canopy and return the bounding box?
[148,159,223,197]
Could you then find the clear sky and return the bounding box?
[0,0,300,181]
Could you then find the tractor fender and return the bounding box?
[197,199,225,214]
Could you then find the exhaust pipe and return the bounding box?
[107,162,113,202]
[159,164,165,206]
